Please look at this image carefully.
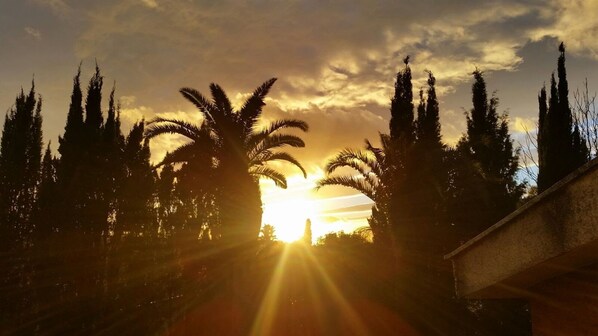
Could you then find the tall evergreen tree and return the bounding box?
[537,86,548,189]
[54,65,126,333]
[389,56,415,149]
[101,86,125,235]
[303,219,312,246]
[156,163,177,237]
[35,143,58,236]
[412,71,448,256]
[81,65,106,239]
[57,67,86,231]
[453,70,523,239]
[0,83,43,247]
[447,70,530,336]
[537,43,590,192]
[387,57,421,263]
[0,83,43,331]
[117,121,155,236]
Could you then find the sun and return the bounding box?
[262,199,318,243]
[259,171,372,243]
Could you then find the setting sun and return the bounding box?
[260,172,373,244]
[262,198,317,242]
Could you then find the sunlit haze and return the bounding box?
[261,173,370,243]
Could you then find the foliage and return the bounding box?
[145,79,308,243]
[259,223,277,242]
[537,43,590,192]
[0,83,42,248]
[451,70,524,240]
[0,59,551,335]
[316,133,393,246]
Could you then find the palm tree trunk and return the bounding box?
[218,168,262,245]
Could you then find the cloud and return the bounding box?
[73,1,543,93]
[24,27,41,40]
[511,116,538,134]
[69,0,575,160]
[30,0,72,17]
[529,0,598,59]
[140,0,159,9]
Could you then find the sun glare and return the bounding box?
[260,172,373,243]
[262,199,317,242]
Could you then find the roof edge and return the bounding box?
[445,157,598,260]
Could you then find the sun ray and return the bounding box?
[250,244,292,335]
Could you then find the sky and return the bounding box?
[2,0,598,241]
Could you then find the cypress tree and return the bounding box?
[572,122,589,164]
[0,83,43,329]
[157,163,177,237]
[454,70,523,239]
[55,65,122,333]
[389,56,415,147]
[417,72,442,147]
[537,86,548,189]
[0,83,43,247]
[449,70,529,336]
[118,121,155,237]
[102,86,125,235]
[537,43,589,192]
[80,65,107,239]
[413,71,447,253]
[58,66,84,177]
[85,65,104,136]
[57,67,86,231]
[388,57,417,253]
[35,144,58,236]
[303,219,312,246]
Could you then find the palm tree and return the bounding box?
[316,133,393,245]
[145,78,308,243]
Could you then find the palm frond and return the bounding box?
[325,148,377,175]
[316,175,376,201]
[248,133,305,159]
[251,152,307,177]
[249,165,287,188]
[210,83,233,117]
[180,87,217,124]
[263,118,309,133]
[239,78,277,131]
[247,118,309,149]
[147,117,206,139]
[154,142,197,167]
[144,122,202,142]
[325,155,379,187]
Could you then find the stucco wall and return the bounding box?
[447,158,598,298]
[530,263,598,336]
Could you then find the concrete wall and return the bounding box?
[530,263,598,336]
[447,159,598,298]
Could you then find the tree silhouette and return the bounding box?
[452,70,523,240]
[390,56,415,146]
[316,133,393,246]
[0,82,43,331]
[0,83,42,247]
[145,79,308,244]
[302,219,312,246]
[259,224,277,242]
[411,71,449,256]
[537,42,590,192]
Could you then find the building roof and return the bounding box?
[445,158,598,298]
